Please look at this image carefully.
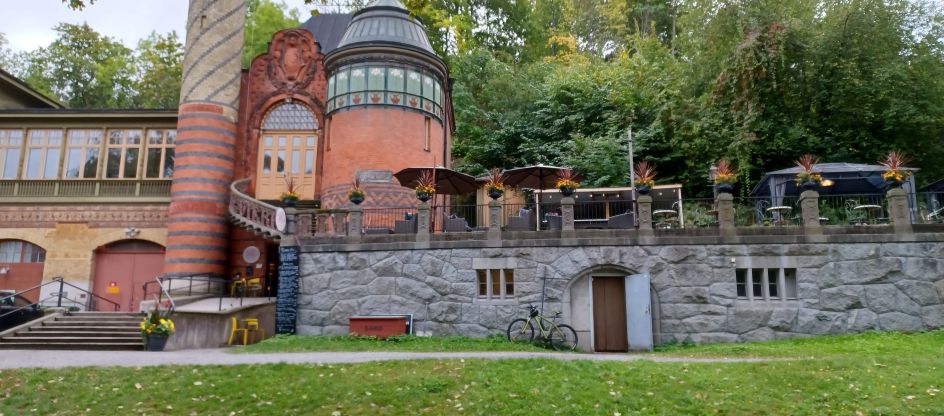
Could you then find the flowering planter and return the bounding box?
[800,180,818,191]
[349,194,364,205]
[715,183,734,193]
[416,192,432,202]
[885,180,903,189]
[636,185,651,196]
[282,198,297,207]
[487,189,503,200]
[145,334,169,352]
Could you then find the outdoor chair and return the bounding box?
[546,214,563,230]
[607,210,636,229]
[443,216,471,232]
[393,218,417,234]
[506,209,535,231]
[245,278,263,297]
[228,317,264,345]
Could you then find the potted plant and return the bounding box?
[633,161,657,195]
[879,150,912,188]
[279,177,301,207]
[415,169,436,202]
[484,168,506,200]
[140,309,175,352]
[713,159,737,193]
[794,154,822,190]
[348,177,365,205]
[555,168,580,197]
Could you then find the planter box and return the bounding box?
[348,315,411,339]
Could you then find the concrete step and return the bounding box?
[31,326,140,332]
[1,336,142,343]
[58,315,142,321]
[67,312,143,318]
[14,331,141,338]
[0,342,142,351]
[43,320,141,326]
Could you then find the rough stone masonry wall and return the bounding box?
[295,241,944,344]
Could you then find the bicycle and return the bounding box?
[506,304,578,351]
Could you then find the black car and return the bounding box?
[0,294,44,331]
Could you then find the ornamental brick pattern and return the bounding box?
[0,205,168,229]
[165,0,246,277]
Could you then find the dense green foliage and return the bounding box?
[2,331,943,414]
[408,0,944,194]
[31,0,944,192]
[244,0,301,67]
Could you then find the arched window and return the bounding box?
[0,240,46,263]
[257,102,319,200]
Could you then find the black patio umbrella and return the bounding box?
[394,167,478,195]
[502,164,571,190]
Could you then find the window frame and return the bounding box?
[476,268,516,301]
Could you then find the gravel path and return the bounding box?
[0,349,775,369]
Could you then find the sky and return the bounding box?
[0,0,318,52]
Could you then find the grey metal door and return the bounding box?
[624,274,653,351]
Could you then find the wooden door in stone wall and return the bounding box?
[93,240,165,312]
[592,276,629,352]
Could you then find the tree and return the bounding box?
[244,0,300,67]
[134,31,184,108]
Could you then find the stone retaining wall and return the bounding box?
[295,238,944,347]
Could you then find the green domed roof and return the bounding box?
[334,0,436,56]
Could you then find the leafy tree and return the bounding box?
[244,0,300,67]
[134,31,184,108]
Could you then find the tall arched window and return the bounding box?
[256,102,318,200]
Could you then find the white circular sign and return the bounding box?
[242,246,261,263]
[275,208,287,232]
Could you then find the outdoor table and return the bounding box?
[652,210,679,229]
[766,206,793,226]
[853,204,883,224]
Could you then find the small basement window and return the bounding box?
[736,268,798,301]
[476,269,515,300]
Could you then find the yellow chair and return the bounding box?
[245,278,263,297]
[227,317,264,345]
[229,279,245,297]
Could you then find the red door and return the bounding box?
[93,240,165,312]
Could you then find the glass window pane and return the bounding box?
[65,148,82,178]
[146,148,162,178]
[350,67,366,92]
[767,268,779,298]
[291,150,300,174]
[124,148,139,178]
[306,136,315,147]
[276,150,285,173]
[25,148,41,178]
[434,82,442,105]
[128,130,142,145]
[784,269,798,298]
[0,241,22,262]
[752,269,763,298]
[163,148,174,178]
[491,269,501,296]
[407,70,421,95]
[292,136,300,147]
[106,148,121,178]
[423,75,434,99]
[328,75,335,98]
[736,269,747,297]
[262,150,271,174]
[44,149,59,178]
[505,269,514,296]
[387,68,404,91]
[89,130,102,145]
[278,136,286,147]
[476,270,487,297]
[336,69,349,94]
[304,150,313,174]
[265,136,273,147]
[148,130,163,145]
[368,67,385,90]
[109,130,122,145]
[84,148,99,178]
[3,148,19,179]
[165,130,174,145]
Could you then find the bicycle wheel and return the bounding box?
[507,319,534,343]
[548,324,578,351]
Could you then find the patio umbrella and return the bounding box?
[394,167,478,195]
[501,164,573,231]
[502,164,571,190]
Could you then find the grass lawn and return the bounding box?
[233,334,552,353]
[1,331,941,415]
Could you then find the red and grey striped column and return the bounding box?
[164,0,246,277]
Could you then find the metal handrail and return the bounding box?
[0,277,121,321]
[141,274,232,313]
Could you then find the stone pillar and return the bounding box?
[164,0,246,277]
[332,211,347,235]
[416,202,431,243]
[716,193,735,234]
[637,195,653,230]
[347,204,362,242]
[487,200,501,241]
[799,190,822,235]
[561,197,575,232]
[887,187,912,234]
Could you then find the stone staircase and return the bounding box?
[0,312,144,350]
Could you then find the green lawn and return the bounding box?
[233,333,552,353]
[1,331,942,415]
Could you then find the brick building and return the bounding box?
[0,0,452,312]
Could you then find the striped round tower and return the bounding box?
[164,0,246,277]
[320,0,452,209]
